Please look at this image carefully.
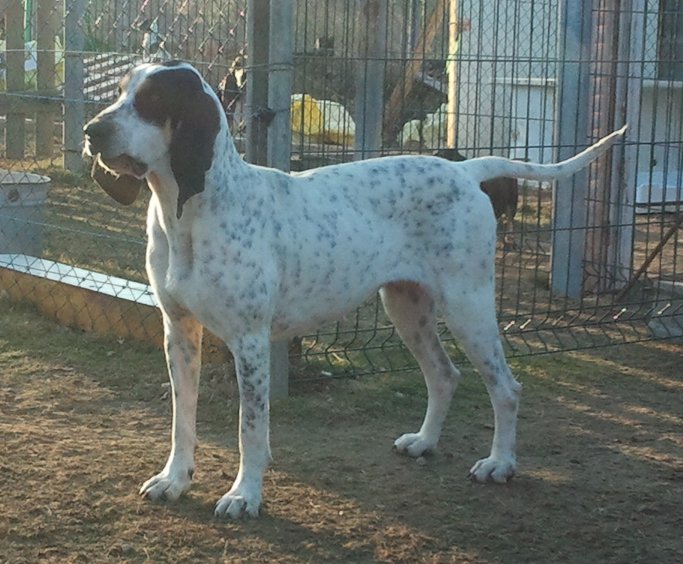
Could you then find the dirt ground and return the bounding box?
[1,300,682,563]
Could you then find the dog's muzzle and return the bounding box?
[83,119,114,155]
[83,119,148,178]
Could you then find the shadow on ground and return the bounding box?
[1,302,681,562]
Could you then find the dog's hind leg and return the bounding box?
[502,212,516,251]
[437,284,521,483]
[381,281,462,457]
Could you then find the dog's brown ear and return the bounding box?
[169,81,220,218]
[91,157,143,205]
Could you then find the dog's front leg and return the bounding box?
[140,313,202,501]
[214,330,271,519]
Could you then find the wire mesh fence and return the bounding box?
[1,0,682,385]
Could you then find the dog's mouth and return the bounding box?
[98,154,148,179]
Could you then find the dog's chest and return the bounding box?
[150,213,278,336]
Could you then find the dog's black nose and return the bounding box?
[84,119,113,142]
[84,119,114,153]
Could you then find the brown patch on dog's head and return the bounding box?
[134,63,221,218]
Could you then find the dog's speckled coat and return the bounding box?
[83,61,626,519]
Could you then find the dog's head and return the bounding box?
[83,61,222,218]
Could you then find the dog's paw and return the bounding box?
[139,468,193,501]
[468,455,516,484]
[393,432,437,457]
[214,484,262,519]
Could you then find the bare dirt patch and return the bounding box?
[1,301,682,562]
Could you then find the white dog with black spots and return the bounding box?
[83,60,627,519]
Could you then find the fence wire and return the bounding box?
[1,0,682,385]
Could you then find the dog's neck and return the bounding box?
[146,123,253,236]
[209,125,247,180]
[204,126,252,204]
[146,167,183,229]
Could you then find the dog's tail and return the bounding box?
[461,125,628,183]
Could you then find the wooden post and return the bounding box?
[446,0,458,148]
[584,0,634,294]
[584,0,630,294]
[383,0,447,145]
[551,0,592,298]
[354,0,387,160]
[36,0,58,158]
[266,0,293,399]
[5,0,25,160]
[584,0,618,293]
[63,0,86,172]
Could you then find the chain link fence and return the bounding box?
[1,0,682,385]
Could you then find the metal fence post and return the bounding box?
[551,0,592,298]
[267,0,293,399]
[620,0,645,278]
[267,0,293,171]
[354,0,387,160]
[247,0,289,399]
[64,0,86,173]
[245,0,269,166]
